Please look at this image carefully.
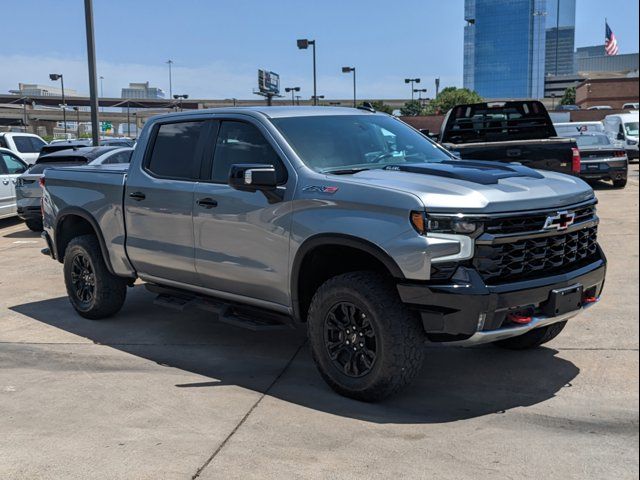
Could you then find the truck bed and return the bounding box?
[42,164,135,277]
[444,137,576,173]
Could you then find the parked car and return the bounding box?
[99,138,135,148]
[573,133,628,188]
[41,106,606,401]
[437,100,580,175]
[555,104,581,111]
[39,140,93,157]
[603,112,639,162]
[554,121,605,136]
[587,106,613,111]
[0,132,47,165]
[87,147,133,166]
[621,103,639,110]
[16,146,122,231]
[0,147,29,220]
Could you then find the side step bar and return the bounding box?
[147,284,294,331]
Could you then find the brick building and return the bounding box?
[575,77,639,109]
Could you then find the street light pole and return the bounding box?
[166,59,174,98]
[99,75,104,112]
[297,39,317,105]
[73,106,80,138]
[49,73,67,136]
[285,87,301,106]
[126,101,130,137]
[83,0,100,146]
[173,94,188,112]
[404,78,421,101]
[342,67,356,107]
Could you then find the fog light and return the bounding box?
[477,313,487,331]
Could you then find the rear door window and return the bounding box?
[146,121,207,180]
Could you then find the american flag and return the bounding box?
[605,22,619,56]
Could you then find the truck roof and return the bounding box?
[154,106,379,120]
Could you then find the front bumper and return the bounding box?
[16,205,42,221]
[397,251,606,346]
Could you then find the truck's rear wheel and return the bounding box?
[612,177,628,188]
[63,234,127,319]
[307,271,425,402]
[493,321,567,350]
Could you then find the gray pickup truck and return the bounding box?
[41,107,606,401]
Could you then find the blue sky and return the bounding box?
[3,0,638,99]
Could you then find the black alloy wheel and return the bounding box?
[324,302,377,377]
[70,253,96,306]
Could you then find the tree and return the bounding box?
[560,87,576,106]
[400,100,424,116]
[425,87,483,114]
[358,100,394,114]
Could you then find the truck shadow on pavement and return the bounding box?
[10,285,579,425]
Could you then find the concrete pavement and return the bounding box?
[0,168,638,479]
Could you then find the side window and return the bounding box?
[1,154,27,174]
[146,121,206,179]
[30,137,46,152]
[105,150,132,164]
[212,121,287,184]
[13,136,38,153]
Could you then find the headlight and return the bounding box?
[411,212,481,235]
[627,139,638,146]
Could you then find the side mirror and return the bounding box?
[419,128,430,136]
[617,132,625,141]
[229,164,277,192]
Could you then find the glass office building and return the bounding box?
[545,0,576,76]
[464,0,576,99]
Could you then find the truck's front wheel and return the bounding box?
[63,234,127,319]
[307,272,425,402]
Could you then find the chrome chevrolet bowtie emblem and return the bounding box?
[543,211,576,231]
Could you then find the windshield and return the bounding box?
[575,135,611,147]
[271,115,452,173]
[624,122,639,137]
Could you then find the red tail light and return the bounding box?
[38,177,46,188]
[614,151,626,158]
[571,148,581,174]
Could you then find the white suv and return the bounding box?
[0,132,48,165]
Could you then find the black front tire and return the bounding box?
[612,177,628,189]
[63,234,127,319]
[25,218,43,232]
[307,271,425,402]
[493,321,567,350]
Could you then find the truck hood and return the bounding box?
[340,160,594,213]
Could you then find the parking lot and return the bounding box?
[1,168,638,480]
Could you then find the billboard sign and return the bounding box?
[258,69,280,95]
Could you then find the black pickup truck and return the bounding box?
[437,100,580,175]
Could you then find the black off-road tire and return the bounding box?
[307,271,425,402]
[612,177,628,189]
[25,218,43,232]
[63,234,127,319]
[493,321,567,350]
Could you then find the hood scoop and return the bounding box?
[383,160,544,185]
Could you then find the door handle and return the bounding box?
[197,197,218,209]
[2,180,9,185]
[129,191,146,201]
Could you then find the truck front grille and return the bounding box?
[474,226,599,283]
[484,204,596,236]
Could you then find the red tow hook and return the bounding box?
[508,313,533,325]
[583,296,599,304]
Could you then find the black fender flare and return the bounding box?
[54,207,116,275]
[290,234,405,321]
